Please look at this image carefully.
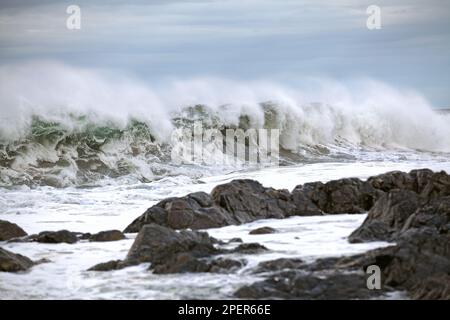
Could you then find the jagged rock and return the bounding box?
[255,258,304,272]
[123,169,449,235]
[151,253,245,274]
[294,178,383,215]
[410,275,450,300]
[249,226,277,235]
[235,271,384,299]
[349,190,421,242]
[232,243,268,254]
[124,192,235,232]
[0,247,34,272]
[127,224,219,265]
[89,224,220,272]
[35,230,78,244]
[89,230,125,242]
[349,170,450,243]
[0,220,27,241]
[87,260,133,271]
[211,180,296,222]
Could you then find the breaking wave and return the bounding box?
[1,62,449,187]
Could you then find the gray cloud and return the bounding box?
[0,0,449,106]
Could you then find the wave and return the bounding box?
[1,62,449,187]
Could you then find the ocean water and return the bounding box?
[1,160,450,299]
[1,64,450,299]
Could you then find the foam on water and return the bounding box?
[1,62,450,187]
[1,160,450,299]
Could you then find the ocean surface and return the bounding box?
[1,68,450,298]
[1,160,450,299]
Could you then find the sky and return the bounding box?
[0,0,449,107]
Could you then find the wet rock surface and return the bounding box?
[35,230,79,244]
[350,169,450,243]
[125,170,446,235]
[124,177,385,233]
[249,226,277,235]
[4,168,450,299]
[89,230,126,242]
[0,247,34,272]
[0,220,27,241]
[236,169,450,299]
[89,223,259,274]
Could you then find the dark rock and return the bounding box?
[152,254,245,274]
[249,226,277,235]
[0,220,27,241]
[401,196,450,235]
[228,238,243,243]
[124,180,299,233]
[349,190,421,242]
[409,275,450,300]
[211,180,296,222]
[208,257,245,273]
[0,247,34,272]
[89,230,125,242]
[36,230,78,244]
[124,169,450,235]
[293,178,383,215]
[368,169,450,199]
[89,224,247,273]
[127,224,219,266]
[88,260,132,271]
[256,258,304,273]
[368,170,418,193]
[235,271,384,299]
[79,233,92,240]
[124,192,235,232]
[232,243,268,254]
[152,253,210,274]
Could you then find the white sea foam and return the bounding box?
[1,61,449,151]
[1,161,450,299]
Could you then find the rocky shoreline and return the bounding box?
[1,168,449,299]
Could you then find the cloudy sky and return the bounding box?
[0,0,449,107]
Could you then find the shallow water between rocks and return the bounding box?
[1,160,450,299]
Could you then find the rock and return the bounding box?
[235,271,384,299]
[88,224,220,271]
[255,258,304,273]
[401,196,450,235]
[228,238,243,243]
[36,230,78,244]
[152,253,210,274]
[232,243,268,254]
[293,178,383,215]
[124,192,235,232]
[0,247,34,272]
[349,190,421,242]
[89,230,125,242]
[208,258,245,273]
[88,260,132,272]
[151,254,245,274]
[350,174,450,244]
[368,170,418,192]
[0,220,27,241]
[127,224,219,266]
[89,224,249,273]
[124,180,298,233]
[249,227,277,235]
[123,169,450,234]
[368,169,450,199]
[211,180,296,223]
[409,275,450,300]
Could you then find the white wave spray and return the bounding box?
[0,61,449,186]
